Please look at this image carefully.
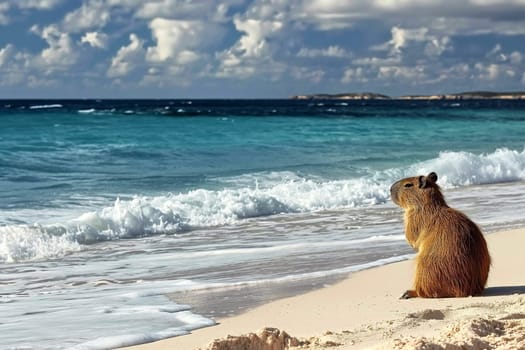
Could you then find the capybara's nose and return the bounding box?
[390,181,399,204]
[389,182,396,197]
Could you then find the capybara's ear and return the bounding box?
[419,172,438,189]
[427,172,438,183]
[418,176,425,188]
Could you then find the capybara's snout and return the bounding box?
[390,181,400,205]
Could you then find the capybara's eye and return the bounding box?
[404,183,414,188]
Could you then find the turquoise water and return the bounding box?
[1,99,525,349]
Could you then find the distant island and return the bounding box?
[292,92,391,100]
[291,91,525,100]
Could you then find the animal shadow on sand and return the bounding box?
[482,285,525,296]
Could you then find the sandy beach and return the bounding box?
[120,227,525,350]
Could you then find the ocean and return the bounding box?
[1,99,525,349]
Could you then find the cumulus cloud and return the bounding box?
[31,25,79,69]
[486,45,524,67]
[2,0,525,95]
[353,56,402,66]
[341,67,368,83]
[81,32,108,49]
[475,62,501,80]
[233,17,283,58]
[297,46,351,58]
[378,65,426,81]
[106,0,243,22]
[0,44,14,67]
[13,0,63,9]
[0,3,9,25]
[374,26,451,57]
[216,12,284,79]
[107,33,145,78]
[291,67,325,83]
[296,0,525,40]
[510,51,523,64]
[63,0,111,32]
[346,24,454,86]
[212,0,295,80]
[389,27,428,53]
[146,18,204,64]
[136,0,208,18]
[424,36,451,56]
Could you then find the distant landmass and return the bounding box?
[291,92,391,100]
[291,91,525,100]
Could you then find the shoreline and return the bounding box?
[120,227,525,350]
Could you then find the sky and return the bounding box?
[1,0,525,98]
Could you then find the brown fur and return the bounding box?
[390,172,491,298]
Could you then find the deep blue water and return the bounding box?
[1,99,525,349]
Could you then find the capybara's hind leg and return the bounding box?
[400,290,418,299]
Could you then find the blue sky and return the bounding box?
[1,0,525,98]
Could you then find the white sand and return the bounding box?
[121,228,525,350]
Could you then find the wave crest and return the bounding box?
[1,147,524,263]
[410,148,525,187]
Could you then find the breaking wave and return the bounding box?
[1,147,524,263]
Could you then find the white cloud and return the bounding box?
[63,0,111,32]
[107,0,243,21]
[428,63,471,84]
[81,32,108,49]
[390,27,428,54]
[107,33,145,78]
[522,72,525,84]
[475,63,501,80]
[298,1,525,35]
[233,17,283,58]
[0,3,9,25]
[353,56,402,66]
[341,67,368,83]
[0,44,14,67]
[378,65,426,81]
[2,0,525,95]
[146,18,204,64]
[510,51,523,64]
[215,62,256,79]
[215,11,285,79]
[136,0,212,19]
[374,26,450,57]
[486,45,525,65]
[32,25,79,69]
[14,0,63,9]
[488,44,502,55]
[505,69,516,77]
[297,45,351,58]
[424,36,451,56]
[291,67,325,83]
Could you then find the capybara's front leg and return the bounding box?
[400,290,418,299]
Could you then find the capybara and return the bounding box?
[390,172,490,298]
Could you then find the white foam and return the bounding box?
[2,147,524,263]
[69,311,214,350]
[78,108,96,114]
[0,225,81,263]
[2,276,216,350]
[408,148,525,187]
[29,104,63,109]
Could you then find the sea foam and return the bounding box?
[1,148,524,263]
[409,148,525,187]
[0,225,81,263]
[28,104,63,109]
